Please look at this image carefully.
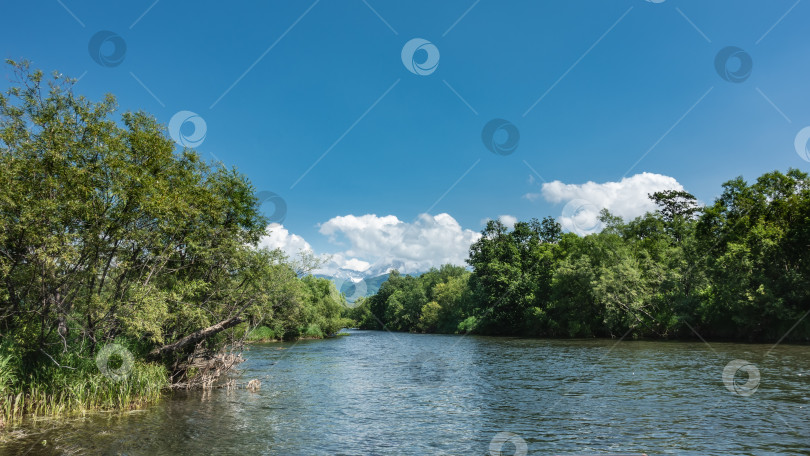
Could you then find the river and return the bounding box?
[1,330,807,455]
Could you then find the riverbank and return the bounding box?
[0,63,359,439]
[245,325,351,343]
[353,169,810,342]
[349,327,810,344]
[0,329,353,430]
[1,361,166,430]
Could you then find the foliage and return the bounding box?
[245,326,278,342]
[291,276,353,338]
[360,173,810,341]
[349,265,472,333]
[0,61,351,422]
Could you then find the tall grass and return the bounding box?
[0,352,167,428]
[245,326,278,342]
[0,352,15,429]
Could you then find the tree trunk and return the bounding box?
[148,315,244,360]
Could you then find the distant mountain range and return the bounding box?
[315,261,421,305]
[314,273,389,304]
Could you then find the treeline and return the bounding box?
[0,62,349,425]
[350,171,810,341]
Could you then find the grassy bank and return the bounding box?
[0,325,354,429]
[0,352,166,429]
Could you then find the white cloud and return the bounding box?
[523,192,542,202]
[479,214,518,229]
[319,213,481,274]
[498,215,517,229]
[259,224,372,275]
[258,223,313,257]
[342,257,371,272]
[539,172,684,234]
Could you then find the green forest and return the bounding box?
[0,62,351,426]
[349,173,810,341]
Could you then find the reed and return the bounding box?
[0,361,167,428]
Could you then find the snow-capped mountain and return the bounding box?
[314,260,420,304]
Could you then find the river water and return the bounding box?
[2,330,808,455]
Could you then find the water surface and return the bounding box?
[2,330,808,455]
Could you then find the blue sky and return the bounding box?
[3,0,809,275]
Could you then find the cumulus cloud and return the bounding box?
[539,172,684,234]
[258,223,313,257]
[257,224,372,273]
[480,215,518,229]
[319,213,481,274]
[338,257,371,272]
[498,215,517,229]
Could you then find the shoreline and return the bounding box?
[1,333,353,430]
[347,328,810,345]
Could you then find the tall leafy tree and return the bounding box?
[0,61,298,379]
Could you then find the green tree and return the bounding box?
[696,170,810,339]
[0,61,295,388]
[417,301,441,333]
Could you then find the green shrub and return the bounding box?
[301,324,323,339]
[457,316,478,334]
[246,326,277,342]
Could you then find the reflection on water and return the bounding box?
[2,330,808,455]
